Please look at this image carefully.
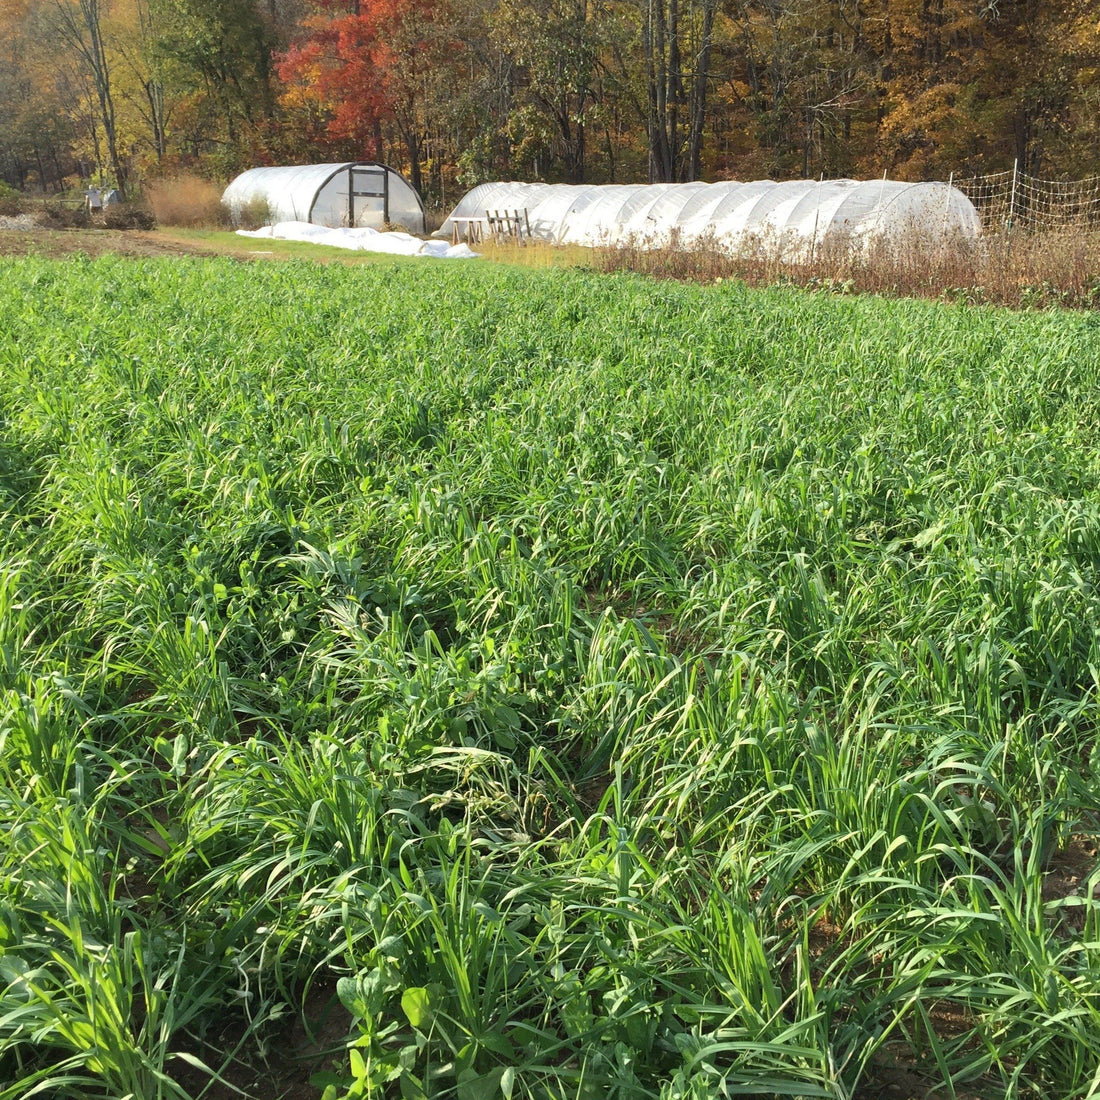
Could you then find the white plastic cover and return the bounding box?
[440,179,981,254]
[237,222,477,258]
[223,163,425,233]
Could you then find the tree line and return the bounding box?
[2,0,1098,206]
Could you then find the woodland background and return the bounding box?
[1,0,1098,208]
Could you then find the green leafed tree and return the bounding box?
[151,0,277,173]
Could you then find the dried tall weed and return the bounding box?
[595,225,1100,310]
[144,173,228,228]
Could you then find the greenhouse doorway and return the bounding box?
[348,165,390,227]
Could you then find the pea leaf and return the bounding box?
[401,986,433,1028]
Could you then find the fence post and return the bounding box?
[939,172,954,256]
[1004,159,1019,262]
[809,171,824,263]
[1008,158,1019,227]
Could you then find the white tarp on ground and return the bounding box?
[440,179,981,257]
[237,222,478,258]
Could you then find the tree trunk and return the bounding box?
[687,0,715,180]
[645,0,671,180]
[52,0,127,190]
[144,80,167,161]
[668,0,680,177]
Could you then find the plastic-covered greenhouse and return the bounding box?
[440,179,980,254]
[223,163,425,232]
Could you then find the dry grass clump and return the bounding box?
[595,225,1100,310]
[144,173,228,228]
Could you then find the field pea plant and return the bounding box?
[0,253,1098,1100]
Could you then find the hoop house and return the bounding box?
[223,163,425,232]
[440,179,980,254]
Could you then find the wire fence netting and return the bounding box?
[955,167,1100,230]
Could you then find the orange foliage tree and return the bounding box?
[276,0,459,193]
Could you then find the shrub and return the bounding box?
[0,181,26,217]
[231,195,273,231]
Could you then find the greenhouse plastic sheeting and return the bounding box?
[440,179,981,254]
[223,163,425,232]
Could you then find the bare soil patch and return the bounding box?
[173,980,350,1100]
[0,226,216,260]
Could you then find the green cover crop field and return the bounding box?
[1,255,1099,1099]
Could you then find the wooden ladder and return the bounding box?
[486,208,532,244]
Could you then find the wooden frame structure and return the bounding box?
[451,208,532,245]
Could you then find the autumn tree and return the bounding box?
[638,0,717,180]
[108,0,175,164]
[38,0,128,187]
[6,0,1100,204]
[0,2,77,189]
[277,0,461,194]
